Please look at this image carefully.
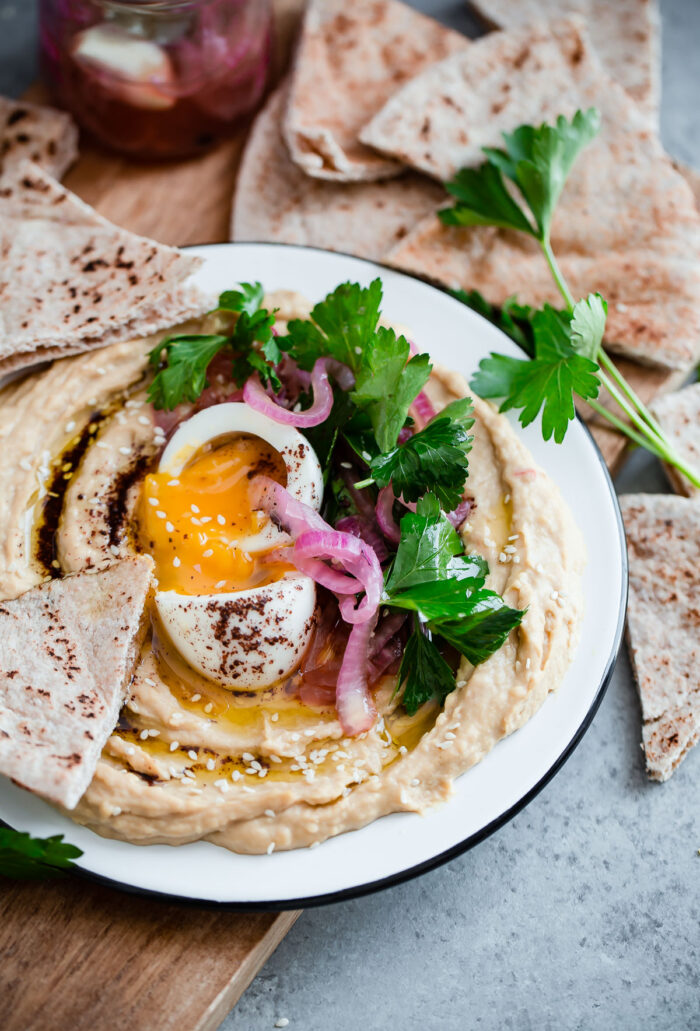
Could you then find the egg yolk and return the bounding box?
[141,434,289,595]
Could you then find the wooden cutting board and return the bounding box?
[0,2,684,1028]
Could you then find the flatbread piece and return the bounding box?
[466,0,660,122]
[283,0,466,182]
[376,19,700,370]
[0,556,153,809]
[619,494,700,781]
[650,382,700,499]
[232,85,446,260]
[0,96,78,181]
[0,161,209,376]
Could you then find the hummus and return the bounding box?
[0,295,585,853]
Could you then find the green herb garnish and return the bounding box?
[368,397,474,509]
[0,828,82,879]
[440,110,700,488]
[384,496,524,712]
[147,282,278,410]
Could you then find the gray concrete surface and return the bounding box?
[1,1,698,1029]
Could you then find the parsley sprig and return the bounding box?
[384,495,524,714]
[0,827,82,879]
[147,282,279,410]
[280,279,431,453]
[442,111,700,487]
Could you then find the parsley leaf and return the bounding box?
[399,628,456,716]
[483,110,601,240]
[0,828,82,879]
[148,282,279,409]
[430,594,524,666]
[147,334,229,410]
[471,304,600,443]
[570,293,607,360]
[384,496,524,710]
[352,328,431,452]
[369,397,474,509]
[229,307,280,390]
[282,279,384,373]
[441,162,536,235]
[384,494,463,594]
[217,281,265,316]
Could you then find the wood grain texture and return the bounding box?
[0,876,299,1031]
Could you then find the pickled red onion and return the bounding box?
[375,486,401,544]
[243,357,333,427]
[335,614,378,736]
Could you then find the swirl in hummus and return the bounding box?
[0,290,585,854]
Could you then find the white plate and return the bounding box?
[0,243,627,908]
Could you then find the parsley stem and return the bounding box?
[541,237,576,311]
[353,477,375,490]
[585,397,664,455]
[596,350,668,445]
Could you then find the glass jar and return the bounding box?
[39,0,273,159]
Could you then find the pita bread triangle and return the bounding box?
[619,494,700,782]
[0,96,78,181]
[232,84,446,260]
[466,0,660,123]
[0,556,153,809]
[376,18,700,370]
[650,382,700,499]
[283,0,467,182]
[0,161,209,376]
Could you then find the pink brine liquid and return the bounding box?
[40,0,273,159]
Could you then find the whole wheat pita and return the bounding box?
[619,494,700,782]
[283,0,466,182]
[650,383,700,499]
[0,556,153,809]
[466,0,660,122]
[0,162,209,376]
[232,85,446,260]
[374,19,700,370]
[0,96,78,181]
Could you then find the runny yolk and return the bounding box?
[141,434,289,595]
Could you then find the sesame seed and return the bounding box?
[503,545,516,554]
[264,809,275,818]
[200,516,212,524]
[168,479,180,486]
[203,549,214,558]
[504,493,511,503]
[398,745,408,756]
[144,678,156,687]
[242,752,255,761]
[125,746,136,756]
[267,842,276,855]
[148,729,159,738]
[166,522,174,533]
[550,590,559,600]
[138,415,151,426]
[340,461,352,469]
[445,731,456,740]
[118,446,132,456]
[206,758,216,771]
[65,421,76,433]
[169,741,179,752]
[217,514,226,525]
[190,504,200,514]
[410,778,420,786]
[191,693,201,702]
[191,517,201,526]
[269,754,282,763]
[188,750,197,760]
[156,510,167,519]
[362,450,371,462]
[173,556,181,567]
[148,497,159,507]
[231,770,242,781]
[508,534,519,541]
[111,806,122,816]
[139,730,149,740]
[270,712,279,722]
[204,702,213,714]
[436,740,454,750]
[215,580,226,589]
[525,657,531,670]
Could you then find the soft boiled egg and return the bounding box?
[144,403,323,691]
